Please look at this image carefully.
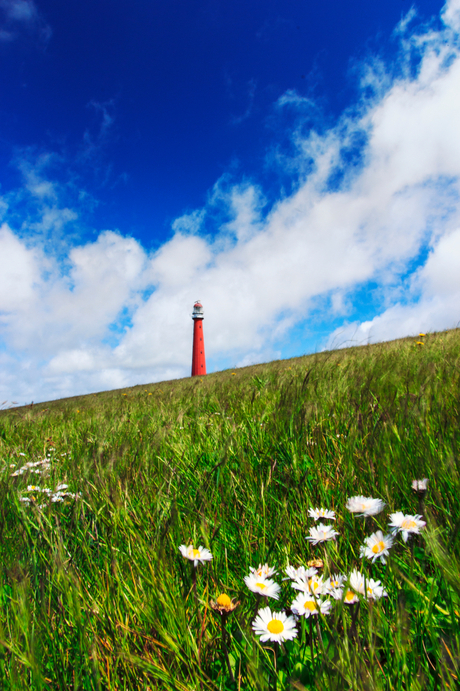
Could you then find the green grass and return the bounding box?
[1,329,460,690]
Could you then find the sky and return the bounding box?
[1,0,459,405]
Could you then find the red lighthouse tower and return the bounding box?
[191,300,207,376]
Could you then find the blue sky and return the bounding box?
[1,0,460,404]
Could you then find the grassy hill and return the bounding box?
[1,329,460,690]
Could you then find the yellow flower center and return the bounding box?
[217,594,231,607]
[345,590,356,603]
[267,619,284,634]
[191,549,200,558]
[371,541,386,554]
[256,582,267,590]
[402,519,417,530]
[308,579,320,592]
[304,600,318,612]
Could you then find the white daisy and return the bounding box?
[291,574,327,597]
[346,496,385,517]
[349,569,365,595]
[365,578,387,600]
[179,544,213,567]
[291,593,332,618]
[244,573,280,599]
[412,478,428,492]
[252,606,298,643]
[360,531,394,563]
[342,588,360,604]
[325,574,345,594]
[389,512,426,542]
[306,523,339,544]
[284,565,318,581]
[308,507,336,521]
[249,563,277,579]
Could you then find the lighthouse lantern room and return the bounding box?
[191,300,206,376]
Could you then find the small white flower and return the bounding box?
[178,544,213,567]
[360,531,394,563]
[26,485,41,492]
[389,512,426,542]
[412,478,429,491]
[291,593,332,618]
[308,507,336,521]
[252,606,298,643]
[284,565,317,581]
[306,523,339,544]
[346,496,385,517]
[19,496,31,503]
[51,495,64,503]
[342,588,360,604]
[244,573,280,599]
[55,483,69,491]
[365,578,387,600]
[291,574,327,596]
[349,569,365,594]
[249,563,277,579]
[325,574,345,594]
[19,453,26,456]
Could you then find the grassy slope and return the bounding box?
[0,329,460,690]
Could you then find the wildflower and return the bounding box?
[306,523,339,544]
[210,593,239,614]
[252,606,297,643]
[249,563,277,579]
[284,565,317,581]
[26,485,41,492]
[244,573,280,599]
[360,531,394,563]
[342,589,360,604]
[291,593,332,618]
[346,496,385,517]
[308,507,336,521]
[55,483,68,491]
[292,573,327,596]
[412,478,428,492]
[19,496,31,503]
[179,544,213,567]
[349,569,365,594]
[389,512,426,542]
[325,574,345,596]
[416,342,424,346]
[365,578,387,600]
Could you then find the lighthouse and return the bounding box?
[191,300,207,376]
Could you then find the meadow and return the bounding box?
[0,329,459,690]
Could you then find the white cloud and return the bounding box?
[1,0,460,403]
[0,0,51,42]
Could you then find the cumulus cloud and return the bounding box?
[1,0,460,403]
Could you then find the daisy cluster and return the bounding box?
[179,481,427,644]
[19,483,81,508]
[10,451,79,509]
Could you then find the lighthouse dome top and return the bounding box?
[192,301,204,319]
